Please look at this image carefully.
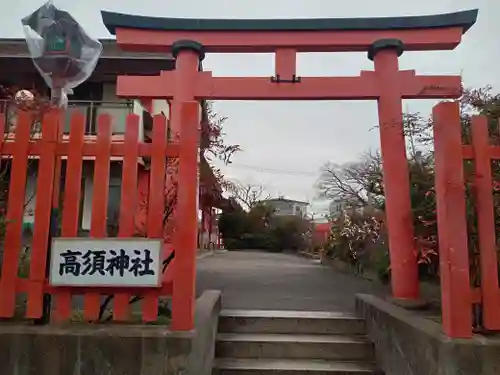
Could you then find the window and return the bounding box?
[64,82,104,133]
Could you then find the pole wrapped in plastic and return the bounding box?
[22,0,102,108]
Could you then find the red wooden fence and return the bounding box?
[0,101,199,330]
[434,101,500,338]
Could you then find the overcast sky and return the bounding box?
[3,0,498,216]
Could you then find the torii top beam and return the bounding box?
[101,9,478,53]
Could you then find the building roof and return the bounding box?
[0,38,175,82]
[101,9,478,35]
[0,38,174,60]
[265,198,310,206]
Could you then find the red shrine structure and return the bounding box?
[4,6,498,342]
[100,8,479,332]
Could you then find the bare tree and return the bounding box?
[317,108,440,212]
[202,101,241,164]
[316,151,384,210]
[226,181,271,211]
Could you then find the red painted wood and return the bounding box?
[25,111,59,318]
[115,27,463,53]
[53,112,86,321]
[111,15,475,336]
[172,102,199,331]
[170,51,199,135]
[139,98,153,113]
[84,114,112,321]
[143,114,167,322]
[117,71,462,100]
[162,242,175,285]
[462,144,500,160]
[16,278,173,296]
[433,101,472,338]
[134,170,150,238]
[373,48,418,300]
[0,109,182,323]
[471,115,500,330]
[51,112,63,211]
[0,112,32,317]
[472,288,482,304]
[1,140,179,158]
[275,49,297,79]
[113,114,140,321]
[147,115,167,240]
[166,46,201,331]
[0,115,7,312]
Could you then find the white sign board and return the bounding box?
[49,238,163,287]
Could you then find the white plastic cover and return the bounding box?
[21,0,102,107]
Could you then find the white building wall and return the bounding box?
[81,177,93,230]
[329,198,345,217]
[271,201,308,218]
[100,83,131,134]
[132,100,145,142]
[81,167,123,231]
[152,100,170,117]
[23,174,37,224]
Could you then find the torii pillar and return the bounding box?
[369,39,419,301]
[170,41,205,330]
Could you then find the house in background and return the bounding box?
[0,38,222,246]
[328,197,346,219]
[264,197,309,218]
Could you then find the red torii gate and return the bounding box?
[101,9,478,331]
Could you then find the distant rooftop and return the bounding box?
[0,38,175,82]
[0,38,174,60]
[265,197,309,206]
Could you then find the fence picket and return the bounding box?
[0,108,182,326]
[142,114,167,322]
[53,112,86,321]
[471,116,500,330]
[26,111,59,318]
[0,112,33,317]
[84,114,112,321]
[113,114,140,321]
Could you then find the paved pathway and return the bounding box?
[196,250,387,312]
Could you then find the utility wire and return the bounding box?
[221,162,318,177]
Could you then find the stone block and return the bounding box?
[356,293,500,375]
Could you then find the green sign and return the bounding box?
[47,35,67,52]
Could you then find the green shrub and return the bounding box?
[218,204,310,252]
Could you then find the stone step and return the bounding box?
[216,333,373,361]
[219,310,366,335]
[214,358,376,375]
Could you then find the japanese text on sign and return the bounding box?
[49,238,162,287]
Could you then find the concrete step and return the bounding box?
[219,310,366,335]
[215,333,373,361]
[214,358,376,375]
